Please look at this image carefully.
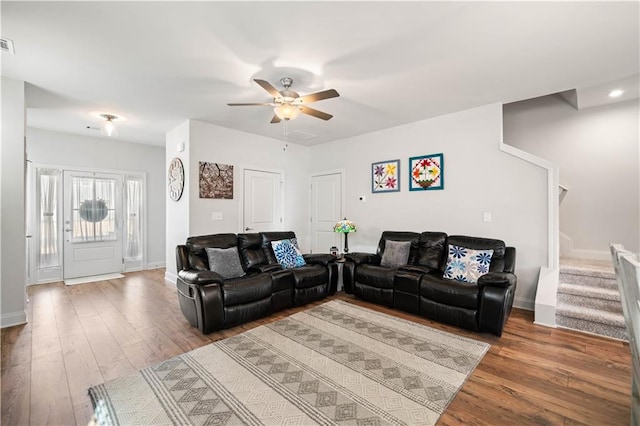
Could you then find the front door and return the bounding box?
[63,171,123,279]
[243,168,283,232]
[310,172,343,253]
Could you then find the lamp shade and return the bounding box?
[274,103,300,120]
[334,218,356,233]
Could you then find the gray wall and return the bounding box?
[308,103,548,309]
[1,77,27,327]
[504,95,640,256]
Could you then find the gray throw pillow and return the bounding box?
[380,240,411,268]
[205,246,246,279]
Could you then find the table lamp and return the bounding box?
[334,218,357,254]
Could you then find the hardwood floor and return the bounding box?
[1,270,632,425]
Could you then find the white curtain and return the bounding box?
[71,176,117,242]
[37,168,61,268]
[125,176,142,260]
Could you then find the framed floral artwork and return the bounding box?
[409,153,444,191]
[372,159,400,193]
[199,162,234,199]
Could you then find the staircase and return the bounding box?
[555,258,627,340]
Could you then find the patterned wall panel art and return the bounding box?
[409,153,444,191]
[372,159,400,193]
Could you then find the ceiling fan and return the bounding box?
[227,77,339,123]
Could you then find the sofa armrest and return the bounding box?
[303,253,336,266]
[345,252,380,265]
[249,263,282,273]
[504,247,516,273]
[178,269,224,285]
[477,272,517,288]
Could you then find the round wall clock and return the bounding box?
[168,157,185,201]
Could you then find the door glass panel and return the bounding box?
[70,176,117,243]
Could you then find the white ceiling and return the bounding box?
[2,1,638,147]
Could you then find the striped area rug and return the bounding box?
[88,300,489,425]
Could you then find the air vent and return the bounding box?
[284,130,318,142]
[0,38,15,55]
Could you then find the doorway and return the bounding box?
[310,171,343,254]
[242,168,284,232]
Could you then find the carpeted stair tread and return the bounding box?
[556,315,628,341]
[559,266,615,280]
[556,302,626,328]
[557,283,621,301]
[557,293,623,314]
[558,272,618,289]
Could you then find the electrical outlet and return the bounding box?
[212,211,223,221]
[483,212,492,223]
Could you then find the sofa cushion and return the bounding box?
[355,264,396,289]
[416,232,447,271]
[421,274,479,309]
[205,246,246,279]
[291,264,328,289]
[237,233,267,270]
[222,274,272,306]
[443,245,493,284]
[271,239,306,268]
[380,240,411,268]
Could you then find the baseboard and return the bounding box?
[514,296,534,311]
[28,278,62,286]
[165,271,177,285]
[564,249,610,262]
[1,311,27,328]
[147,261,166,270]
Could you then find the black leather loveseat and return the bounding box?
[176,231,338,334]
[343,231,516,336]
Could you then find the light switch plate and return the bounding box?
[212,211,223,221]
[483,212,492,222]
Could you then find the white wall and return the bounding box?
[26,128,166,268]
[309,103,548,309]
[504,95,640,256]
[164,120,311,279]
[165,121,190,281]
[1,77,27,327]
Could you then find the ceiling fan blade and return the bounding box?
[254,79,281,98]
[227,102,274,106]
[299,105,333,121]
[298,89,339,103]
[270,114,282,124]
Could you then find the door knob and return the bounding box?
[245,227,253,231]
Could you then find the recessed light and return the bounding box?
[609,89,624,98]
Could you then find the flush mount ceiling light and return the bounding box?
[89,111,126,136]
[100,114,119,136]
[609,89,625,98]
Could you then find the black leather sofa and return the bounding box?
[344,231,517,336]
[176,231,338,334]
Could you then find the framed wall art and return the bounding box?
[409,153,444,191]
[372,159,400,193]
[199,162,234,199]
[168,157,185,201]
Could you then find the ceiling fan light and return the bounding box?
[274,104,300,120]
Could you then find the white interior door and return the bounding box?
[243,169,283,232]
[63,171,123,279]
[311,172,342,253]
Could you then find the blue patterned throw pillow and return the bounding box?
[443,245,494,284]
[271,239,306,269]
